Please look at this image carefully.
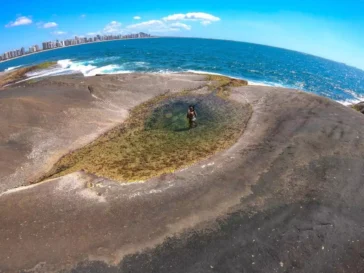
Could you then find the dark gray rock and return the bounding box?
[1,75,364,273]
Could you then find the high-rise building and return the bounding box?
[0,32,150,61]
[29,45,38,53]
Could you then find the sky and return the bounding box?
[1,0,364,70]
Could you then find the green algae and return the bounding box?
[38,79,251,183]
[34,61,57,70]
[206,75,248,99]
[0,61,57,87]
[351,103,364,113]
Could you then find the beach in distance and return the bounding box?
[0,36,158,65]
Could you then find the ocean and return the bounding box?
[1,37,364,105]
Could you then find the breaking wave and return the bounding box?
[1,38,364,106]
[56,59,149,76]
[5,65,23,71]
[19,59,295,90]
[21,59,142,81]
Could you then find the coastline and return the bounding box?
[0,37,160,66]
[2,36,363,72]
[1,73,364,272]
[1,37,363,106]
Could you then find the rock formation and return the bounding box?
[1,73,364,273]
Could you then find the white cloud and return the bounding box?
[43,22,58,28]
[163,12,220,26]
[201,21,212,26]
[86,32,99,36]
[52,31,67,35]
[103,21,123,34]
[87,13,199,37]
[84,21,123,36]
[127,20,182,33]
[170,22,192,30]
[80,14,86,18]
[5,16,32,27]
[163,12,220,22]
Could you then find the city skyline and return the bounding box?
[1,0,364,69]
[0,32,152,62]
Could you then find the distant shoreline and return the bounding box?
[0,37,160,66]
[1,36,362,72]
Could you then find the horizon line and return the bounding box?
[1,35,363,72]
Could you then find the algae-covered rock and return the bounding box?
[0,61,57,88]
[39,87,252,183]
[351,101,364,114]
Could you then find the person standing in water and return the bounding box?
[187,105,197,129]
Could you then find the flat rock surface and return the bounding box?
[1,74,364,273]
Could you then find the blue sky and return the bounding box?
[1,0,364,69]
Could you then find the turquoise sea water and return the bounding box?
[1,37,364,104]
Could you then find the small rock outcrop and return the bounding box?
[352,101,364,114]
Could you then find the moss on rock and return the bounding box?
[37,85,252,183]
[351,102,364,114]
[206,75,248,99]
[0,61,57,88]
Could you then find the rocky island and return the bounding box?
[1,68,364,273]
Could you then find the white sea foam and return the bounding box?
[13,67,72,84]
[247,81,272,87]
[56,59,138,76]
[11,58,364,107]
[342,88,363,99]
[113,70,133,74]
[187,69,282,87]
[152,69,179,75]
[186,69,225,76]
[57,59,97,75]
[338,99,361,106]
[25,68,67,78]
[5,65,23,71]
[17,59,131,80]
[58,59,74,68]
[337,93,364,106]
[83,64,120,76]
[334,87,364,105]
